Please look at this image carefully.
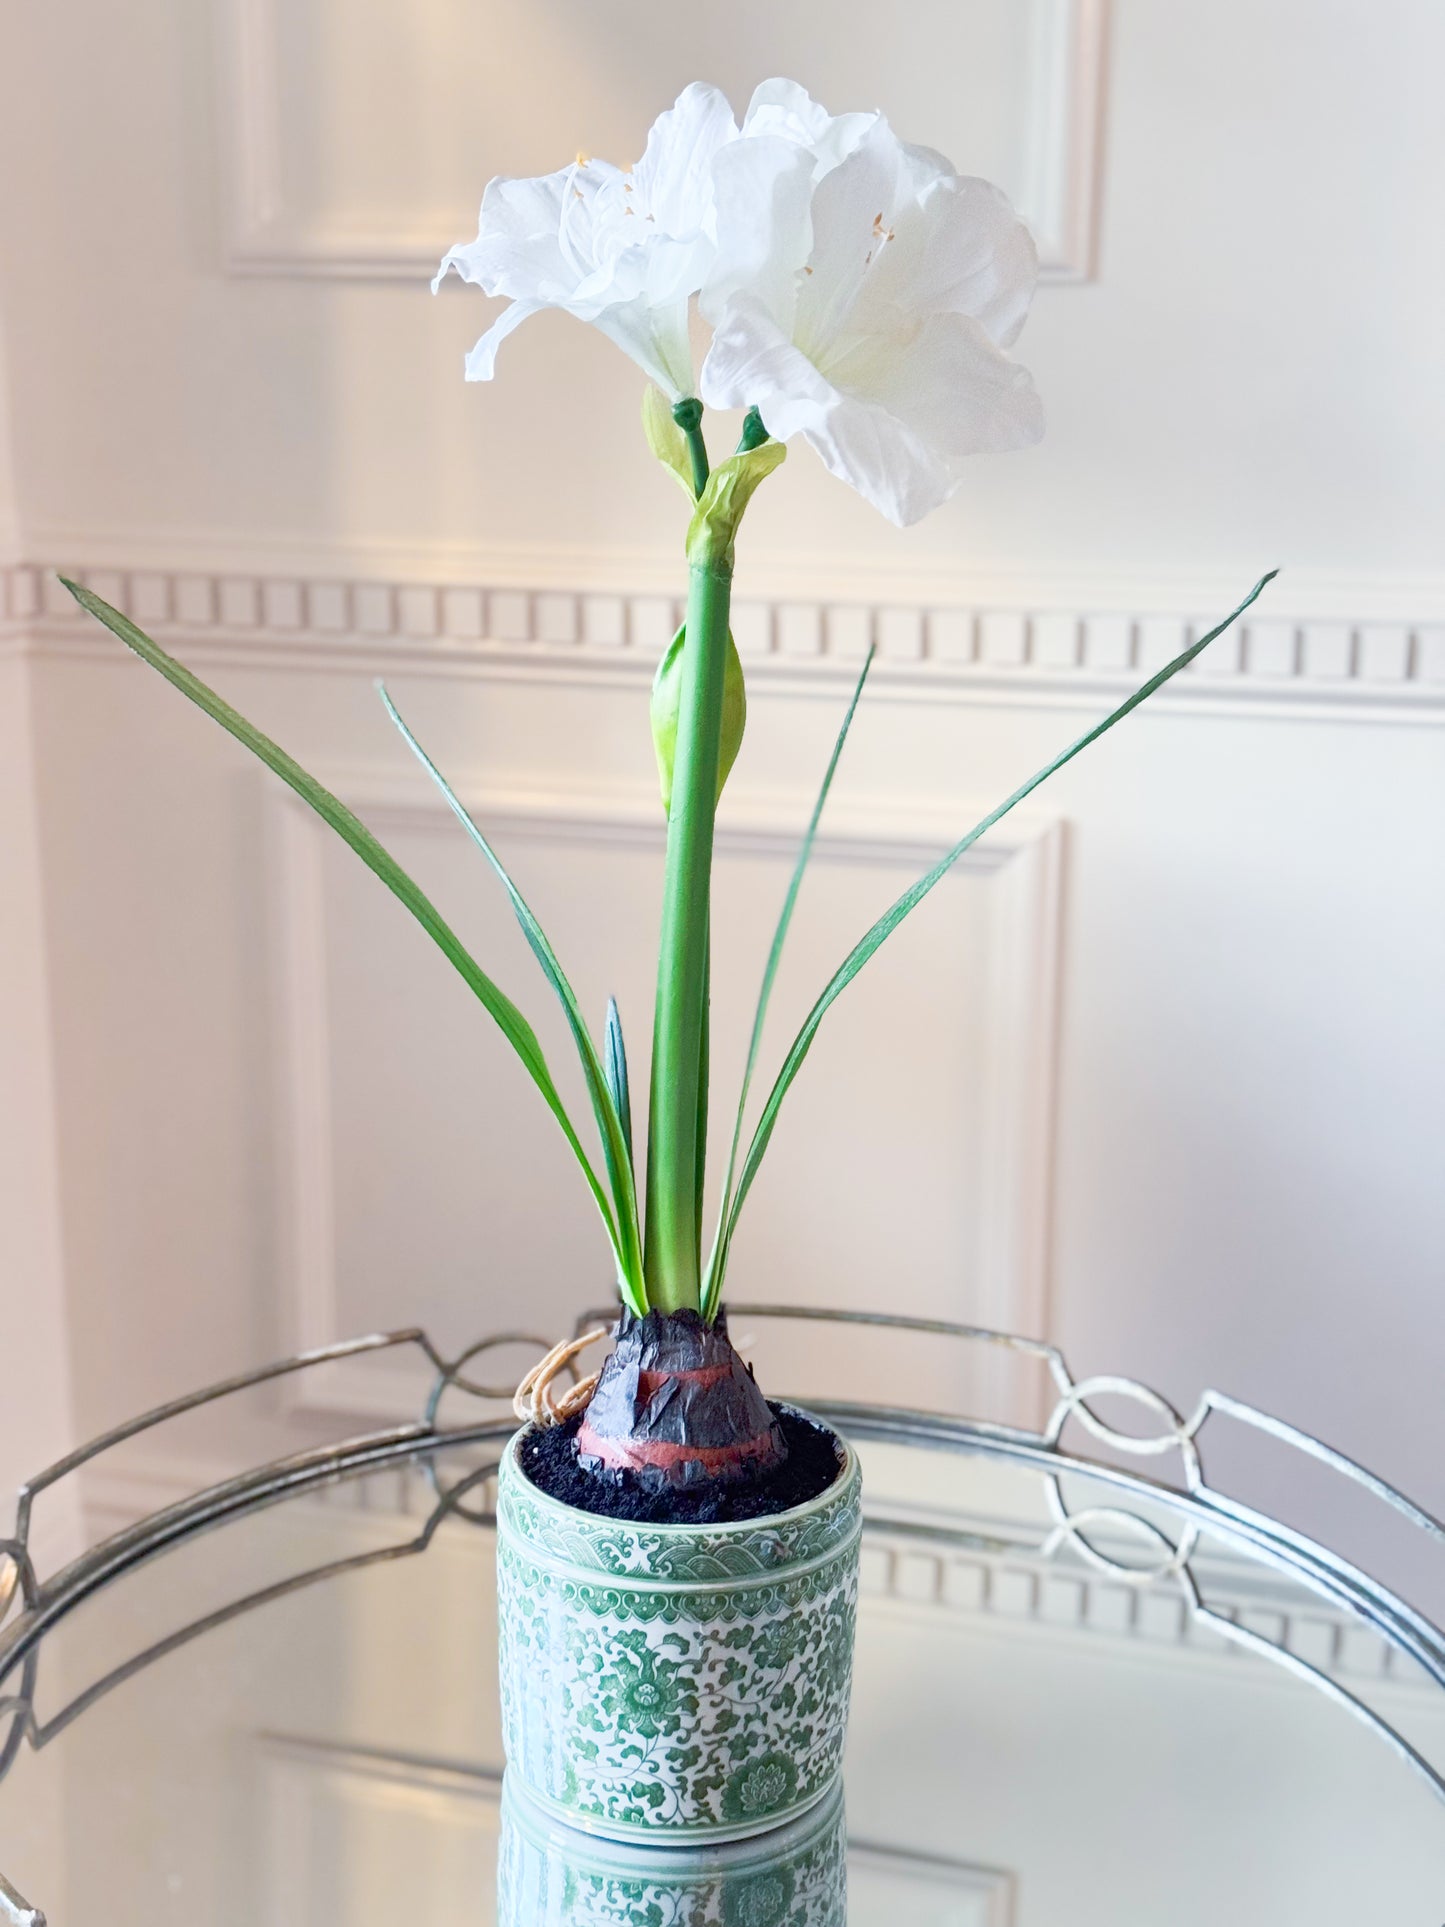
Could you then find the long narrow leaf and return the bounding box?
[603,997,633,1174]
[379,685,647,1313]
[717,573,1278,1272]
[59,578,630,1276]
[702,643,877,1318]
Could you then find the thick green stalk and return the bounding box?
[645,550,733,1310]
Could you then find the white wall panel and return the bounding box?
[222,0,1104,281]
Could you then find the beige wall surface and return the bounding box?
[0,316,17,567]
[0,0,1441,1623]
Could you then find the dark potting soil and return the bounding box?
[519,1405,843,1524]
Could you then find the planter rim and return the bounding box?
[501,1401,857,1540]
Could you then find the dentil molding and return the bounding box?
[4,557,1442,723]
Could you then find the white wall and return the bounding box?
[0,312,19,568]
[0,0,1440,1605]
[0,314,80,1577]
[0,656,80,1579]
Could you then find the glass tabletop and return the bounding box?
[1,1420,1442,1924]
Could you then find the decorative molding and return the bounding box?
[854,1519,1425,1693]
[8,560,1443,723]
[20,526,1445,617]
[1022,0,1109,282]
[218,0,1107,283]
[266,778,1063,1427]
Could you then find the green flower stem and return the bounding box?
[737,406,769,453]
[644,547,733,1311]
[683,426,710,498]
[672,398,710,500]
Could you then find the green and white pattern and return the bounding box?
[498,1769,847,1926]
[496,1413,861,1843]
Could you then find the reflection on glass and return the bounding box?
[499,1770,846,1925]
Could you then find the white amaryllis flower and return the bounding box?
[735,76,877,174]
[701,109,1043,526]
[434,82,737,400]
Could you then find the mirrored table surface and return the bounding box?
[2,1401,1443,1924]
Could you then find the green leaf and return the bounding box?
[717,572,1280,1266]
[642,385,697,500]
[686,441,787,571]
[57,577,635,1288]
[703,643,876,1319]
[650,622,747,816]
[603,997,633,1176]
[379,686,647,1315]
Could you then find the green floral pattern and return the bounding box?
[498,1770,847,1926]
[497,1418,861,1842]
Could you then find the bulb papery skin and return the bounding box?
[700,109,1043,525]
[434,81,738,398]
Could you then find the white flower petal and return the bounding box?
[801,389,955,527]
[462,298,544,380]
[837,310,1044,461]
[631,83,738,236]
[741,77,831,143]
[790,121,907,365]
[882,175,1038,347]
[741,79,876,174]
[700,294,836,436]
[435,86,738,395]
[702,102,1041,524]
[703,294,1040,526]
[438,168,591,301]
[593,295,696,401]
[704,296,947,524]
[900,141,957,191]
[702,135,815,329]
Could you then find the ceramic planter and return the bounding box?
[496,1407,861,1843]
[498,1769,847,1926]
